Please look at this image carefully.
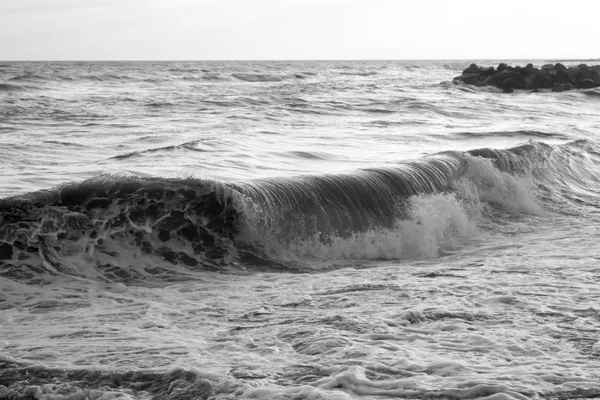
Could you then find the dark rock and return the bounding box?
[591,69,600,85]
[555,68,574,84]
[577,79,596,89]
[521,63,537,77]
[504,76,526,90]
[463,63,479,75]
[453,62,600,92]
[552,82,573,92]
[574,64,591,80]
[487,70,516,86]
[555,63,567,71]
[479,66,496,77]
[459,73,480,85]
[530,70,553,89]
[488,70,526,90]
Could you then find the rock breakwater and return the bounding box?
[453,62,600,92]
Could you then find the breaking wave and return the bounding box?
[0,141,598,283]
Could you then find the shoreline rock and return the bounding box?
[453,63,600,93]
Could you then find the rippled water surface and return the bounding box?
[1,60,600,400]
[2,60,598,194]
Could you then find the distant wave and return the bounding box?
[2,140,598,284]
[454,130,568,140]
[181,73,230,82]
[42,140,87,147]
[80,75,103,81]
[0,83,30,92]
[168,68,199,73]
[145,101,175,107]
[9,74,46,81]
[108,140,209,160]
[339,71,378,76]
[78,74,132,82]
[202,74,227,81]
[232,74,283,82]
[278,150,333,160]
[359,106,396,113]
[198,97,270,107]
[5,71,236,85]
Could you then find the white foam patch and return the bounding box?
[460,155,543,215]
[3,223,600,399]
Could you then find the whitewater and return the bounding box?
[1,60,600,400]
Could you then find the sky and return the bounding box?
[0,0,598,61]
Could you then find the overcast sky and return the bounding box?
[1,0,598,61]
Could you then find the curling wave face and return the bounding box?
[1,140,598,284]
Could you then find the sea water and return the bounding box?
[1,60,600,399]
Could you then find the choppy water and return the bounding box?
[1,60,600,400]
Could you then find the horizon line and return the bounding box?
[1,57,599,63]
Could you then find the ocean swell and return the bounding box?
[0,141,598,283]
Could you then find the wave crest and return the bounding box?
[1,140,598,282]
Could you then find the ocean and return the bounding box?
[1,60,600,400]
